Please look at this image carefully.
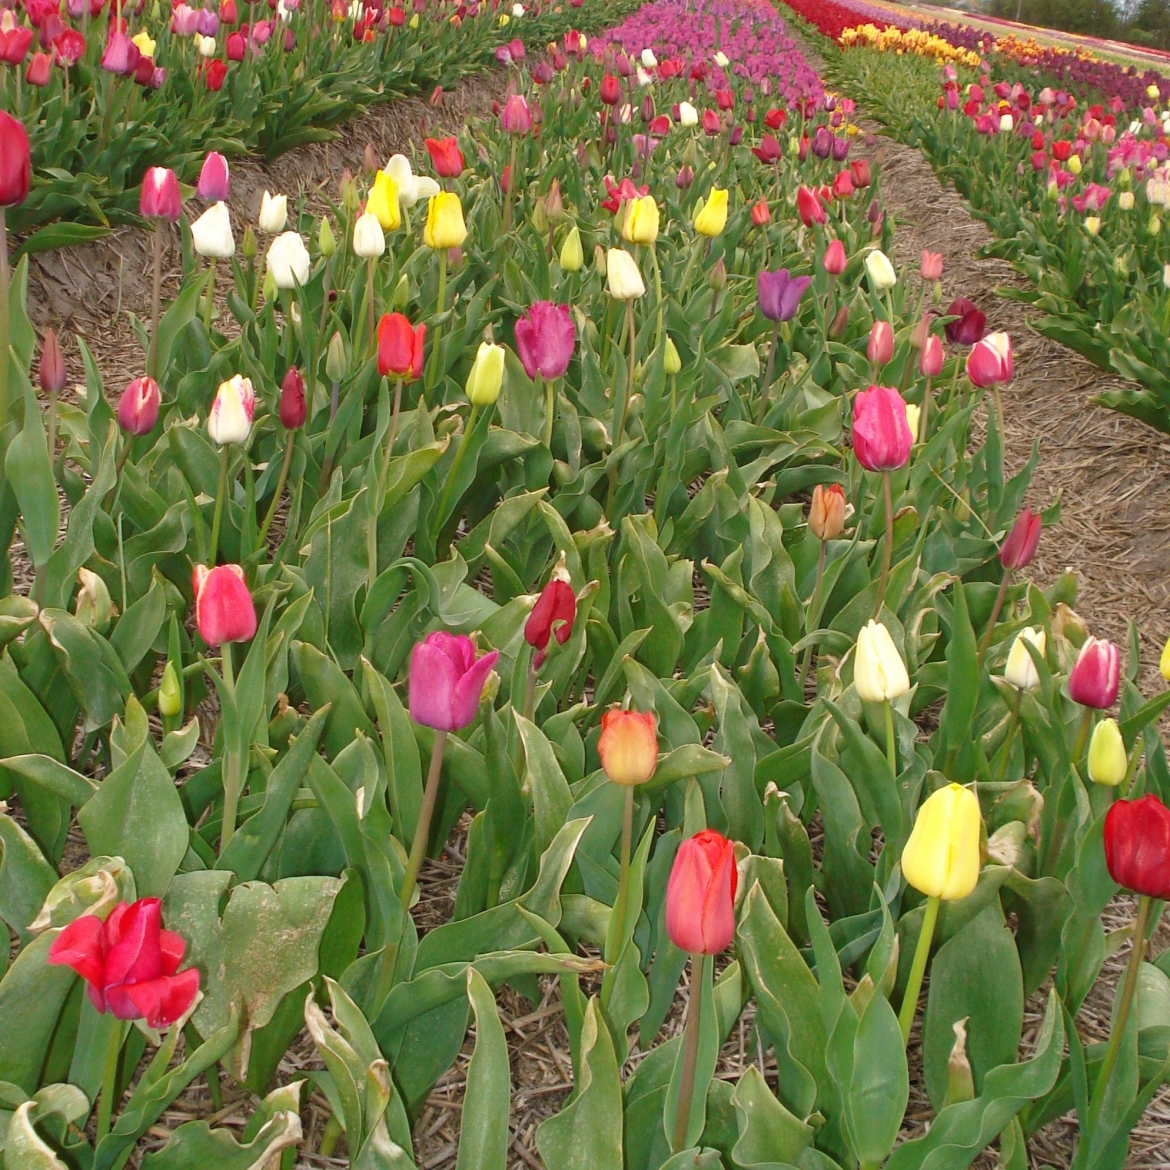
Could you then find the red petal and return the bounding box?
[48,914,105,986]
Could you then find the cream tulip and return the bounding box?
[265,231,311,289]
[258,190,288,233]
[865,249,897,291]
[606,248,645,300]
[352,211,386,259]
[854,619,909,703]
[208,375,255,446]
[1004,627,1045,691]
[191,201,235,259]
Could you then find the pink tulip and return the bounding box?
[867,320,894,367]
[823,238,846,275]
[515,301,575,381]
[192,563,257,646]
[852,385,913,472]
[919,334,944,377]
[409,632,499,732]
[140,167,182,221]
[500,94,532,135]
[966,331,1013,387]
[1069,636,1120,710]
[665,829,738,955]
[999,507,1041,570]
[197,151,230,201]
[117,376,161,435]
[920,249,943,280]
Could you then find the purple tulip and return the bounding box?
[409,632,499,732]
[757,269,810,323]
[196,8,219,35]
[515,302,576,381]
[831,135,849,161]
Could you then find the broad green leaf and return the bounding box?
[456,967,510,1170]
[730,1065,814,1168]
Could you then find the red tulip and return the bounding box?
[751,199,770,227]
[39,328,67,394]
[1104,795,1170,899]
[966,331,1012,387]
[823,238,846,275]
[999,507,1041,570]
[408,631,499,732]
[701,108,721,135]
[665,829,738,955]
[849,158,872,187]
[133,54,154,86]
[48,898,201,1027]
[715,87,734,111]
[388,5,404,23]
[205,57,227,90]
[1069,636,1120,709]
[648,114,670,136]
[51,27,85,65]
[751,133,781,164]
[832,169,854,200]
[867,320,894,368]
[193,564,257,646]
[140,167,181,221]
[599,73,620,105]
[852,385,913,472]
[377,313,425,381]
[515,301,575,381]
[226,29,245,58]
[796,185,825,226]
[425,136,464,178]
[919,334,944,378]
[221,0,238,20]
[117,376,160,435]
[944,297,986,346]
[524,576,576,666]
[0,26,33,63]
[279,366,306,430]
[764,106,786,128]
[0,111,30,207]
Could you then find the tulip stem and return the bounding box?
[606,300,637,515]
[678,237,701,307]
[1084,895,1151,1143]
[604,785,635,971]
[96,1020,123,1143]
[1073,706,1094,764]
[884,698,897,777]
[503,136,519,236]
[0,207,9,428]
[976,570,1012,670]
[649,245,664,354]
[366,258,376,360]
[920,377,932,445]
[1121,739,1144,797]
[899,893,940,1045]
[219,645,243,851]
[388,377,403,462]
[672,953,703,1154]
[434,403,479,543]
[798,539,827,693]
[209,444,229,566]
[400,730,448,912]
[523,660,538,723]
[756,320,780,426]
[257,430,295,551]
[540,375,554,449]
[873,471,894,619]
[147,223,163,381]
[202,258,217,335]
[996,688,1024,784]
[426,250,448,391]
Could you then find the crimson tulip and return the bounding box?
[1069,636,1120,709]
[425,136,463,178]
[852,385,913,472]
[796,185,825,227]
[140,167,181,221]
[48,898,200,1027]
[0,26,33,63]
[1104,795,1170,899]
[751,199,770,227]
[999,507,1041,570]
[226,29,245,58]
[944,297,986,345]
[919,334,944,377]
[850,158,872,187]
[823,238,846,275]
[279,366,306,430]
[205,58,227,90]
[966,331,1013,387]
[515,301,575,381]
[376,313,425,381]
[192,564,257,646]
[600,73,620,105]
[524,576,576,666]
[408,631,499,732]
[751,133,782,164]
[221,0,238,21]
[0,111,30,207]
[867,320,894,367]
[39,329,67,395]
[764,107,786,128]
[117,375,160,435]
[701,108,721,135]
[665,829,738,955]
[832,170,854,200]
[52,27,85,64]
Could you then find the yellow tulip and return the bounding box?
[901,783,981,901]
[1088,718,1127,786]
[466,342,505,407]
[622,195,659,246]
[559,225,583,272]
[606,248,645,300]
[423,192,467,250]
[1161,634,1170,681]
[693,188,728,237]
[598,708,659,786]
[367,171,401,232]
[131,30,157,58]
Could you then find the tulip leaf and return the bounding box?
[456,967,510,1170]
[730,1064,815,1168]
[5,373,59,572]
[0,807,57,944]
[5,1100,70,1170]
[847,991,908,1166]
[943,581,979,755]
[709,664,764,852]
[663,954,720,1153]
[141,1104,303,1170]
[515,713,573,857]
[291,640,377,759]
[0,930,77,1093]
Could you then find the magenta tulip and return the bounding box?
[852,385,913,472]
[409,632,499,732]
[999,507,1041,570]
[515,302,576,380]
[823,238,846,275]
[1069,636,1120,710]
[140,167,181,221]
[867,320,894,367]
[500,94,532,135]
[117,376,161,435]
[919,334,944,378]
[966,332,1013,387]
[192,564,257,647]
[197,151,230,201]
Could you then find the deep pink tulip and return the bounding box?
[665,829,738,955]
[409,632,499,732]
[966,331,1013,387]
[852,385,913,472]
[500,94,532,135]
[197,151,230,201]
[867,320,894,367]
[999,507,1041,570]
[944,297,986,346]
[823,238,846,275]
[25,49,50,85]
[192,563,257,646]
[919,334,944,377]
[279,366,306,430]
[1069,636,1120,710]
[140,167,181,221]
[796,185,825,226]
[0,111,30,207]
[515,301,575,381]
[117,376,161,435]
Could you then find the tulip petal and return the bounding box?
[112,968,201,1028]
[408,639,463,730]
[450,649,500,731]
[48,913,105,986]
[665,841,712,955]
[104,897,164,989]
[700,841,737,955]
[159,928,186,977]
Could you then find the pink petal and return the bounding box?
[409,638,463,730]
[449,649,500,731]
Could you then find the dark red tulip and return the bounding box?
[599,73,620,106]
[999,507,1041,570]
[1104,795,1170,899]
[0,111,30,207]
[944,297,986,346]
[524,577,576,666]
[279,367,306,430]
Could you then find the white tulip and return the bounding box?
[266,231,311,289]
[258,190,288,233]
[641,48,657,67]
[191,201,235,258]
[854,620,910,703]
[678,101,698,127]
[352,211,386,259]
[196,33,217,55]
[1004,628,1045,691]
[384,154,441,208]
[208,375,255,446]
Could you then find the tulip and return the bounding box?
[197,152,230,202]
[756,269,810,323]
[797,185,826,226]
[809,482,846,541]
[117,376,161,436]
[598,707,658,787]
[898,782,982,1041]
[751,200,770,227]
[999,507,1041,569]
[944,297,986,345]
[515,301,575,383]
[867,319,894,368]
[693,188,728,237]
[466,341,505,407]
[423,192,467,250]
[904,404,921,442]
[366,171,401,232]
[425,136,463,178]
[676,165,694,189]
[1004,627,1045,691]
[39,328,67,397]
[352,211,385,259]
[865,249,897,291]
[265,231,310,289]
[665,829,737,955]
[191,201,235,258]
[1161,634,1170,682]
[25,50,50,85]
[524,575,576,668]
[664,336,681,376]
[208,374,254,446]
[919,334,944,378]
[678,100,698,126]
[606,248,645,300]
[318,217,336,258]
[1070,636,1120,711]
[854,619,910,704]
[138,168,181,222]
[377,313,425,381]
[279,366,306,430]
[1088,718,1127,787]
[853,384,913,473]
[823,238,847,275]
[920,250,944,281]
[600,73,620,105]
[966,331,1013,387]
[258,190,288,233]
[0,111,29,212]
[559,225,583,272]
[500,93,532,134]
[701,108,721,135]
[622,195,659,246]
[193,562,257,646]
[384,155,440,209]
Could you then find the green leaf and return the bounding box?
[0,807,57,943]
[456,967,510,1170]
[730,1065,815,1168]
[516,713,573,857]
[847,992,908,1166]
[5,374,59,570]
[141,1100,303,1169]
[944,581,979,754]
[5,1101,70,1169]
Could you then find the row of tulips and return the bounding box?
[3,1,1170,1168]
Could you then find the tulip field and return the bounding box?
[3,0,1170,1165]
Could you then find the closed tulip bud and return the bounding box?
[409,631,500,731]
[525,575,576,666]
[1005,627,1045,690]
[377,313,426,381]
[258,190,288,233]
[1068,153,1082,175]
[919,334,944,377]
[340,169,360,215]
[902,782,981,900]
[693,187,729,237]
[1119,191,1135,211]
[1069,636,1120,709]
[809,482,846,541]
[353,211,386,258]
[855,619,909,703]
[158,660,182,719]
[318,216,336,257]
[196,151,230,202]
[1152,216,1163,238]
[39,329,67,395]
[265,231,311,289]
[678,100,698,126]
[423,191,467,250]
[279,366,306,429]
[193,563,258,646]
[1088,718,1127,786]
[1104,795,1170,898]
[852,384,913,472]
[867,319,894,367]
[966,331,1013,387]
[208,374,255,446]
[326,331,347,382]
[664,336,681,374]
[75,567,115,631]
[999,506,1041,569]
[598,707,658,785]
[865,249,897,290]
[191,201,235,258]
[594,245,607,276]
[1084,216,1101,236]
[466,341,505,406]
[676,164,694,189]
[0,111,30,208]
[366,170,401,231]
[606,248,645,300]
[1160,634,1170,681]
[140,167,182,221]
[117,375,161,436]
[559,225,583,272]
[709,257,726,291]
[829,303,849,339]
[26,51,50,86]
[665,829,737,954]
[904,403,921,442]
[622,195,659,245]
[751,199,770,227]
[823,238,847,275]
[241,224,258,261]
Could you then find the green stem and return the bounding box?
[756,320,780,426]
[366,257,376,361]
[873,471,893,618]
[319,1113,343,1158]
[541,376,555,449]
[208,444,230,566]
[976,571,1012,669]
[671,953,703,1154]
[798,539,827,692]
[677,236,701,306]
[503,135,519,235]
[400,731,448,911]
[0,207,9,428]
[1072,706,1094,765]
[899,894,940,1044]
[257,430,295,550]
[523,659,538,722]
[387,378,403,461]
[434,403,479,541]
[426,250,448,391]
[95,1020,122,1143]
[884,698,897,777]
[996,688,1024,783]
[202,258,217,335]
[147,223,163,381]
[604,786,635,969]
[606,299,637,515]
[1120,737,1144,797]
[649,244,664,353]
[219,645,241,850]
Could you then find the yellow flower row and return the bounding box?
[839,23,981,67]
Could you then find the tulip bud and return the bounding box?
[1085,216,1101,237]
[326,331,347,382]
[622,195,659,246]
[193,563,258,646]
[867,320,894,367]
[854,619,909,703]
[39,329,67,395]
[241,224,258,262]
[353,211,386,259]
[279,367,307,430]
[75,567,116,632]
[829,304,849,339]
[593,244,607,276]
[597,707,658,785]
[525,574,576,667]
[340,169,360,216]
[208,374,255,446]
[666,829,737,955]
[606,248,645,300]
[159,660,183,719]
[259,190,289,233]
[693,187,729,237]
[1004,627,1045,691]
[117,376,161,436]
[663,336,681,375]
[466,341,505,407]
[559,225,583,272]
[809,482,846,541]
[1119,191,1135,211]
[999,507,1041,570]
[423,191,467,251]
[920,335,944,378]
[902,782,982,900]
[1088,718,1127,786]
[709,257,727,291]
[1160,634,1170,681]
[676,164,694,189]
[1068,153,1082,175]
[865,249,897,291]
[823,238,847,275]
[1069,636,1120,710]
[318,216,337,257]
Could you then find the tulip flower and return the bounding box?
[853,385,913,473]
[377,313,426,381]
[500,93,532,135]
[25,49,49,85]
[425,136,463,178]
[919,334,944,378]
[1004,627,1045,691]
[865,249,897,291]
[600,73,620,105]
[117,376,161,436]
[466,342,505,408]
[384,155,439,210]
[39,328,67,398]
[622,195,659,246]
[966,332,1013,387]
[751,200,770,227]
[921,249,944,281]
[197,151,230,202]
[366,170,401,232]
[678,100,698,126]
[191,201,235,258]
[904,404,921,442]
[823,238,847,275]
[693,187,728,237]
[524,575,576,670]
[606,248,645,300]
[516,301,575,442]
[810,483,846,542]
[598,707,659,787]
[560,225,583,272]
[140,168,181,221]
[352,211,385,259]
[855,618,910,705]
[208,374,254,448]
[278,366,306,430]
[757,269,810,323]
[898,782,981,1041]
[797,185,826,226]
[1088,718,1127,787]
[423,191,467,250]
[867,319,894,368]
[999,507,1041,570]
[193,563,257,647]
[0,111,27,422]
[265,231,310,289]
[944,297,986,345]
[1070,636,1120,711]
[258,190,288,233]
[1161,635,1170,682]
